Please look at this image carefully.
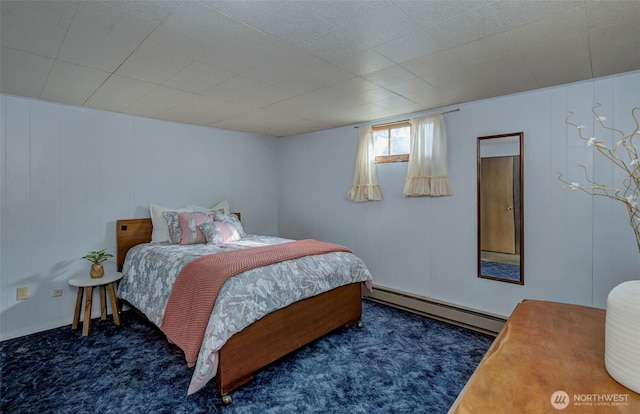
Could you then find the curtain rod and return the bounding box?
[354,108,460,128]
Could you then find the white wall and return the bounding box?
[276,70,640,318]
[2,71,638,340]
[0,95,279,340]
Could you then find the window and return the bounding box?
[373,121,411,163]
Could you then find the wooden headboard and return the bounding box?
[116,212,241,272]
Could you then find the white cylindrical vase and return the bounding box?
[605,280,640,394]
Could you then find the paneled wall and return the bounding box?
[276,70,640,317]
[0,95,279,340]
[2,70,638,340]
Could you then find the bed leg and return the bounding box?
[221,394,232,405]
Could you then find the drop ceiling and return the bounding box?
[1,1,639,137]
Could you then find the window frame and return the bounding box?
[372,120,411,164]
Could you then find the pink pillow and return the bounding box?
[198,221,242,244]
[178,212,215,245]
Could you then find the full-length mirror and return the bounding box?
[477,132,524,284]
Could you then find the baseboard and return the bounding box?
[363,284,506,336]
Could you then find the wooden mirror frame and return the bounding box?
[477,132,524,285]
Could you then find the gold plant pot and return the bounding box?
[90,264,104,279]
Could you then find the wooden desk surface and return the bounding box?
[449,300,640,413]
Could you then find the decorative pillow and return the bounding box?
[150,203,191,243]
[213,212,246,238]
[150,201,229,243]
[175,212,215,245]
[198,221,242,244]
[163,211,182,244]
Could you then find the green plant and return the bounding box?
[82,248,113,265]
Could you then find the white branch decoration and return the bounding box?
[559,104,640,253]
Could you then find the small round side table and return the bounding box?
[68,272,122,336]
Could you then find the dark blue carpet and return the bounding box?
[0,300,493,414]
[481,260,520,282]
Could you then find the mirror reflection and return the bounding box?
[477,132,524,284]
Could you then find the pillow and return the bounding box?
[163,211,183,244]
[175,212,215,245]
[188,200,230,215]
[150,203,191,243]
[150,201,229,243]
[213,212,246,238]
[198,221,242,244]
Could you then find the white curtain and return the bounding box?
[403,114,452,197]
[347,126,382,201]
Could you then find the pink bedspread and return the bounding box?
[160,239,352,366]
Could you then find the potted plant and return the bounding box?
[82,248,113,279]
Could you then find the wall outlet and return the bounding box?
[53,289,63,297]
[16,287,29,300]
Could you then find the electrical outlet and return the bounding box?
[16,287,29,300]
[53,289,63,297]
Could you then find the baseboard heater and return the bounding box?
[363,284,506,336]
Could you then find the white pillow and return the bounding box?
[188,200,230,215]
[149,203,191,243]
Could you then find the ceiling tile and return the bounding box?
[588,17,640,52]
[323,48,396,76]
[363,65,418,87]
[203,75,271,102]
[160,94,245,126]
[384,78,443,107]
[40,60,110,106]
[163,1,283,61]
[591,41,640,78]
[163,61,236,94]
[0,47,53,98]
[492,0,583,31]
[428,4,503,49]
[232,85,306,110]
[0,0,78,58]
[301,28,369,61]
[507,7,588,50]
[585,1,640,30]
[84,74,157,112]
[401,48,473,84]
[212,107,327,137]
[57,1,161,72]
[115,41,194,84]
[203,0,335,48]
[299,1,416,47]
[0,0,638,138]
[521,35,592,88]
[589,19,640,77]
[448,33,518,65]
[471,53,541,96]
[330,76,378,92]
[356,87,407,104]
[373,29,442,64]
[396,1,493,29]
[102,0,180,25]
[136,26,212,62]
[125,86,196,118]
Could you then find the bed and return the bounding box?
[449,300,640,413]
[115,213,373,403]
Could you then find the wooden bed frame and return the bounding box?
[115,216,363,402]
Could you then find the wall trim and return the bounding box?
[363,284,506,336]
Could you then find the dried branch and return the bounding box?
[563,104,640,254]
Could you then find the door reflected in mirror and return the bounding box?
[477,132,523,284]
